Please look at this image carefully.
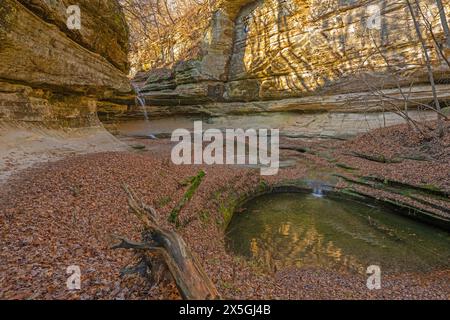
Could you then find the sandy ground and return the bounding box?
[0,122,128,184]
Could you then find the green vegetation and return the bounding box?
[156,196,172,208]
[199,210,211,223]
[168,170,206,227]
[351,152,403,164]
[336,163,358,171]
[131,144,146,150]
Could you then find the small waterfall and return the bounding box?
[132,83,149,121]
[309,180,326,198]
[131,83,157,139]
[312,186,324,198]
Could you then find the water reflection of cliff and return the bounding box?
[249,218,366,274]
[227,193,450,275]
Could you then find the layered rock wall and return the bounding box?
[139,0,450,115]
[226,0,450,100]
[0,0,131,126]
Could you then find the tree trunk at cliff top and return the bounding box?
[113,185,221,300]
[436,0,450,47]
[406,0,444,137]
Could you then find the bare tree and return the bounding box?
[344,1,449,137]
[119,0,217,74]
[436,0,450,47]
[406,0,444,137]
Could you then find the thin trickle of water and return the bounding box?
[131,83,158,139]
[312,187,324,198]
[132,83,149,121]
[309,180,326,198]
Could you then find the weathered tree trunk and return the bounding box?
[406,0,444,137]
[113,185,221,300]
[436,0,450,47]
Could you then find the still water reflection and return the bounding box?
[226,193,450,274]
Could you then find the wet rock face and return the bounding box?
[140,0,450,110]
[0,0,130,126]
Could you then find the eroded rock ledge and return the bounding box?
[0,0,131,182]
[129,0,450,118]
[0,0,131,127]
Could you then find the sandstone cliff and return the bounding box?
[137,0,450,116]
[0,0,131,126]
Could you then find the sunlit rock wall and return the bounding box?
[0,0,131,126]
[140,0,450,112]
[226,0,450,101]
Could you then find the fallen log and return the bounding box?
[113,185,221,300]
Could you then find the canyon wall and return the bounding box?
[0,0,131,126]
[138,0,450,116]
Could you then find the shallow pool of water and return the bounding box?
[226,193,450,275]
